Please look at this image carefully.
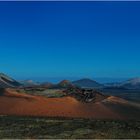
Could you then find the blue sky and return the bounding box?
[0,1,140,81]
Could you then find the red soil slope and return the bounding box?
[0,89,139,119]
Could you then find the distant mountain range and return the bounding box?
[49,79,104,89]
[40,77,140,90]
[0,73,21,88]
[1,73,140,90]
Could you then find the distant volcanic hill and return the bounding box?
[72,78,104,88]
[51,80,74,89]
[41,82,53,88]
[0,73,21,88]
[58,80,73,87]
[119,78,140,89]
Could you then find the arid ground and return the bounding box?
[0,88,140,119]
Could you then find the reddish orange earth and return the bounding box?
[0,88,140,119]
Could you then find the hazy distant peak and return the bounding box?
[123,77,140,85]
[117,77,140,89]
[21,79,40,87]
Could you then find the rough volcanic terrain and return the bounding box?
[0,88,140,119]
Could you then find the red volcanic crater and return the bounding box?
[0,88,140,119]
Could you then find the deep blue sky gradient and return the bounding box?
[0,1,140,81]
